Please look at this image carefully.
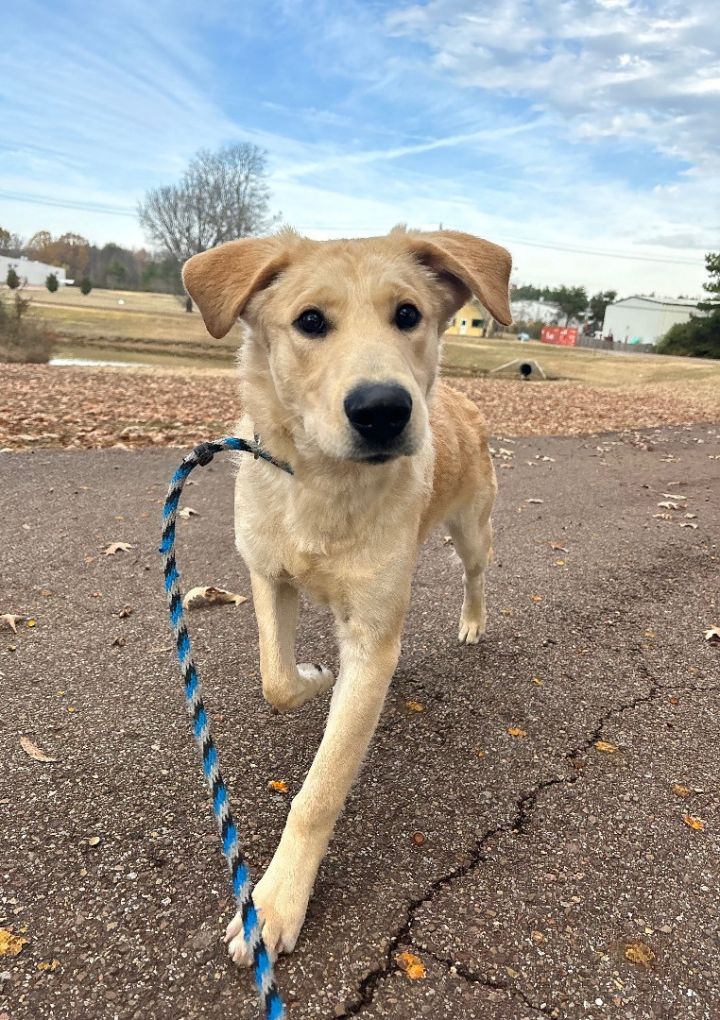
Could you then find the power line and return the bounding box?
[0,190,706,266]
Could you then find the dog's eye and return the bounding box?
[394,303,422,330]
[294,308,328,337]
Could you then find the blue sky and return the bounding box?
[1,0,718,294]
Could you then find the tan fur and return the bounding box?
[183,227,510,964]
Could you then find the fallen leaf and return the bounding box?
[87,836,101,847]
[111,636,126,647]
[26,619,36,628]
[554,559,566,566]
[657,500,680,510]
[595,740,618,753]
[684,513,697,519]
[682,814,706,831]
[624,941,655,967]
[526,498,544,504]
[396,951,426,980]
[37,959,60,971]
[653,512,673,520]
[66,706,77,713]
[411,831,426,846]
[117,606,133,618]
[268,780,288,794]
[19,736,56,763]
[178,507,198,519]
[704,627,720,644]
[549,542,568,551]
[0,928,28,957]
[507,726,527,738]
[671,783,691,798]
[530,594,543,603]
[531,676,543,685]
[182,586,248,609]
[104,542,132,555]
[662,493,688,500]
[0,613,23,633]
[679,521,698,529]
[405,700,425,712]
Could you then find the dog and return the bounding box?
[182,226,512,966]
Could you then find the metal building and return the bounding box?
[0,255,67,287]
[602,295,701,346]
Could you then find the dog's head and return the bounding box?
[183,227,511,464]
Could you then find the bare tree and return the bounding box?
[138,143,277,264]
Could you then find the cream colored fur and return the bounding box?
[182,227,511,965]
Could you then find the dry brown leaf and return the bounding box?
[0,928,28,957]
[0,613,23,633]
[396,951,426,980]
[37,959,60,971]
[595,740,618,753]
[624,941,655,967]
[657,500,681,510]
[653,512,673,520]
[182,586,248,609]
[682,814,706,831]
[549,542,568,551]
[104,542,132,555]
[679,521,698,529]
[526,498,544,504]
[405,700,425,712]
[19,736,56,763]
[530,594,543,603]
[704,626,720,644]
[411,831,426,846]
[507,726,527,738]
[662,492,687,500]
[268,780,289,794]
[531,676,543,685]
[87,836,101,847]
[671,783,691,798]
[117,606,133,618]
[178,507,198,519]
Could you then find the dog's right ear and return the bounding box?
[183,234,296,339]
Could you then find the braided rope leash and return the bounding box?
[159,436,293,1020]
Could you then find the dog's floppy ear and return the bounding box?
[405,229,513,325]
[182,234,296,339]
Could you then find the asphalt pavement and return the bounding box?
[1,424,719,1020]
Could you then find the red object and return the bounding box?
[541,326,578,346]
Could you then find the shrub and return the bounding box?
[46,272,59,293]
[80,277,93,295]
[657,313,720,359]
[6,266,20,289]
[0,292,53,363]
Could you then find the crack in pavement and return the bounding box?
[424,948,557,1017]
[336,659,678,1018]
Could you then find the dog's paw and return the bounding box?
[226,867,310,967]
[263,663,334,712]
[292,663,335,706]
[458,618,485,644]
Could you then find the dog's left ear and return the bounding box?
[183,233,298,339]
[405,230,513,325]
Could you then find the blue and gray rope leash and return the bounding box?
[159,436,293,1020]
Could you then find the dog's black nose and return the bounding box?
[344,383,413,444]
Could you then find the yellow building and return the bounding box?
[444,299,494,338]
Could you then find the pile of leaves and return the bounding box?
[1,364,720,451]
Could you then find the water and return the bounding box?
[49,343,235,372]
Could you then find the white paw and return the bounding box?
[458,618,485,644]
[264,663,335,712]
[226,866,310,967]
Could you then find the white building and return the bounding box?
[510,298,562,324]
[0,255,67,287]
[602,295,702,346]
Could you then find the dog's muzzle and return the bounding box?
[344,382,413,460]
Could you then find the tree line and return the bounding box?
[510,282,618,328]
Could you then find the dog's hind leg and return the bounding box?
[446,498,493,645]
[251,572,334,711]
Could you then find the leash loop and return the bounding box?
[160,436,292,1019]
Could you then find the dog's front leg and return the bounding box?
[227,601,406,965]
[251,572,335,711]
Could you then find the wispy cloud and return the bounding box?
[0,0,716,295]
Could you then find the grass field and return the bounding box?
[4,284,720,387]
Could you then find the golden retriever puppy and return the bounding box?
[183,227,511,965]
